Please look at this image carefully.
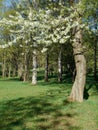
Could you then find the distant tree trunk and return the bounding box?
[12,67,16,77]
[58,47,62,82]
[72,68,76,82]
[69,26,86,102]
[32,47,37,85]
[23,52,28,82]
[8,64,11,78]
[18,63,23,80]
[44,51,49,82]
[2,58,6,78]
[94,36,97,81]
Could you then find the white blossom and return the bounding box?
[19,44,23,47]
[41,48,48,53]
[60,38,65,44]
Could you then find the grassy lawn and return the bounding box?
[0,77,98,130]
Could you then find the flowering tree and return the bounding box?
[0,0,97,101]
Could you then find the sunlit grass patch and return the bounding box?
[0,77,98,130]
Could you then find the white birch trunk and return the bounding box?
[44,51,49,82]
[32,48,37,85]
[58,47,62,82]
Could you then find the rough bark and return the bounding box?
[58,47,62,82]
[44,51,49,82]
[32,48,37,85]
[69,27,86,102]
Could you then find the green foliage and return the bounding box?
[0,0,97,79]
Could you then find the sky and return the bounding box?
[3,0,12,7]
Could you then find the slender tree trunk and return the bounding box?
[8,64,11,78]
[2,58,6,78]
[94,36,97,81]
[32,48,37,85]
[44,51,49,82]
[18,63,23,80]
[23,52,28,82]
[58,47,62,82]
[12,67,16,77]
[28,0,38,85]
[72,68,76,82]
[23,66,28,82]
[69,27,86,102]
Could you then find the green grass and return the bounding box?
[0,77,98,130]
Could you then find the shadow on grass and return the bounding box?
[0,77,20,82]
[83,75,98,100]
[87,76,98,90]
[37,76,73,88]
[0,95,81,130]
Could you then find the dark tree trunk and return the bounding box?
[69,27,86,102]
[58,47,62,82]
[94,36,97,81]
[72,68,76,82]
[44,51,49,82]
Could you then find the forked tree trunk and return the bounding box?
[69,27,86,102]
[58,47,62,82]
[32,48,37,85]
[44,51,49,82]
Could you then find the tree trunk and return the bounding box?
[69,27,86,102]
[94,36,97,81]
[8,64,11,78]
[12,67,16,77]
[18,63,23,80]
[58,47,62,82]
[29,0,38,85]
[72,68,76,82]
[2,58,6,78]
[44,51,49,82]
[32,48,37,85]
[23,52,28,82]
